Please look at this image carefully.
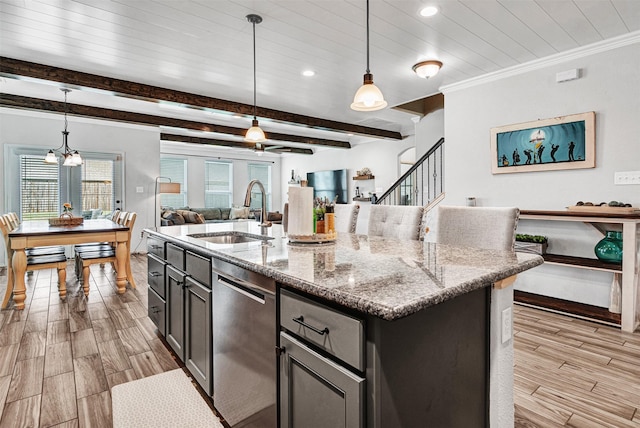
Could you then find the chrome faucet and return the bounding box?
[244,179,272,232]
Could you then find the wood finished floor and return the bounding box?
[0,256,639,427]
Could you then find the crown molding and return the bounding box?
[441,30,640,94]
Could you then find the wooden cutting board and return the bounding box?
[566,205,640,214]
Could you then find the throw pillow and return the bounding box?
[230,206,249,220]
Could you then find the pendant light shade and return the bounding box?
[45,88,83,166]
[351,0,386,112]
[244,14,267,143]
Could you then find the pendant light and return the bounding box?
[351,0,387,112]
[244,14,267,143]
[45,88,83,166]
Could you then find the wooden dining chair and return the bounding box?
[77,212,137,295]
[74,210,125,277]
[0,214,68,308]
[4,212,65,257]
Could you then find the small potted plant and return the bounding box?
[515,234,548,255]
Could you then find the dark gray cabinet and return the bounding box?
[164,248,213,396]
[166,264,186,360]
[147,240,166,336]
[279,289,365,428]
[184,275,212,396]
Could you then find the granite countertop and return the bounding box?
[144,221,543,321]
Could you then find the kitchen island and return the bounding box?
[144,221,543,427]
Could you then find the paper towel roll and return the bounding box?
[288,187,314,236]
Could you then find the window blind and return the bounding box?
[205,161,232,208]
[247,163,271,211]
[160,157,187,208]
[20,155,60,220]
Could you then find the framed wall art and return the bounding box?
[491,111,595,174]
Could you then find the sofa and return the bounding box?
[161,206,283,226]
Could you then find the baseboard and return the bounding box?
[514,290,621,326]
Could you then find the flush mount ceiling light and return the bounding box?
[419,6,439,17]
[351,0,387,112]
[44,88,83,166]
[244,13,267,144]
[412,60,443,79]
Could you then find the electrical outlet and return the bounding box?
[614,171,640,185]
[501,307,512,344]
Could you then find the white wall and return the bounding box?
[1,108,160,264]
[442,42,640,307]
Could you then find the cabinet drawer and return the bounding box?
[280,289,364,371]
[166,243,185,270]
[186,251,211,287]
[147,236,165,258]
[148,288,166,336]
[147,254,166,299]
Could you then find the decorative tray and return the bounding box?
[48,216,84,226]
[287,232,337,245]
[566,206,639,214]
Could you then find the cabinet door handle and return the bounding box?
[149,271,161,277]
[150,306,159,314]
[292,316,329,336]
[275,346,286,356]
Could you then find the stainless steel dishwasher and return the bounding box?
[213,259,277,428]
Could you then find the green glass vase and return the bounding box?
[594,231,623,263]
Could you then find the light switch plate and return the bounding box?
[136,186,144,193]
[501,307,512,344]
[614,171,640,185]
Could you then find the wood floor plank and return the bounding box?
[106,368,137,389]
[6,356,44,403]
[0,321,25,347]
[125,301,147,319]
[129,351,164,378]
[44,341,74,378]
[68,310,92,333]
[514,389,571,426]
[148,338,180,372]
[134,316,158,342]
[70,329,99,359]
[48,303,69,322]
[49,419,79,428]
[73,354,108,399]
[77,390,111,428]
[40,371,77,427]
[0,394,40,428]
[0,376,11,422]
[87,302,110,321]
[90,318,119,344]
[109,308,136,330]
[16,330,47,361]
[47,320,71,345]
[29,297,51,314]
[97,339,132,376]
[117,326,151,356]
[0,345,19,378]
[24,311,49,333]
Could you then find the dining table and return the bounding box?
[3,218,133,310]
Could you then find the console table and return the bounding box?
[519,210,640,332]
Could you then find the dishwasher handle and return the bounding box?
[217,275,265,304]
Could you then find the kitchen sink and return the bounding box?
[187,231,273,244]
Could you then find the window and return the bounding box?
[204,161,232,208]
[81,159,114,211]
[7,146,123,221]
[160,157,187,208]
[19,154,60,220]
[247,163,271,211]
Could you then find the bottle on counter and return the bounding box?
[325,205,335,234]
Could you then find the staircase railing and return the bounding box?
[376,137,444,206]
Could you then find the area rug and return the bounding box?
[111,369,223,428]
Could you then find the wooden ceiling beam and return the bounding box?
[0,93,351,149]
[160,133,314,155]
[0,57,402,140]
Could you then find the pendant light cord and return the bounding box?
[63,89,69,133]
[252,20,257,120]
[365,0,370,74]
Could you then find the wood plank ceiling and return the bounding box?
[0,0,638,153]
